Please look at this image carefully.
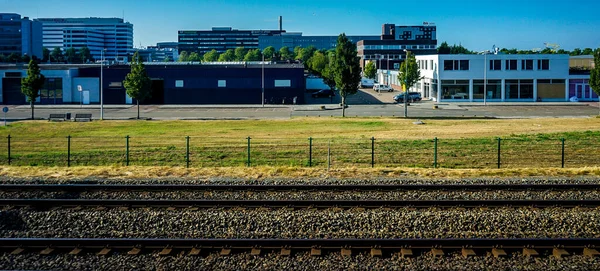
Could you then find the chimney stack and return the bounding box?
[279,16,282,32]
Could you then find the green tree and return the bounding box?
[21,54,31,63]
[188,52,201,62]
[21,59,45,120]
[364,61,376,79]
[163,56,172,62]
[293,46,302,60]
[65,47,77,63]
[437,42,451,54]
[308,51,328,76]
[178,51,189,62]
[398,50,421,117]
[218,49,235,61]
[297,46,317,63]
[203,49,219,62]
[332,33,361,117]
[500,48,518,54]
[7,53,20,63]
[557,49,569,55]
[262,46,276,61]
[42,47,50,62]
[123,51,152,119]
[582,48,594,55]
[79,47,93,63]
[571,48,582,56]
[450,44,472,54]
[279,46,293,61]
[321,51,337,91]
[234,47,247,61]
[244,49,261,61]
[590,49,600,115]
[51,47,63,63]
[0,54,5,63]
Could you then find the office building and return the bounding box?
[35,17,133,61]
[179,27,286,54]
[258,33,380,51]
[0,13,43,59]
[138,47,179,62]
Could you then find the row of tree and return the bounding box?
[0,47,95,64]
[178,45,320,63]
[437,41,599,56]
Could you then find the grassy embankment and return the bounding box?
[0,117,599,179]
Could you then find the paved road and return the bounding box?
[1,89,598,121]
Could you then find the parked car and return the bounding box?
[374,84,393,92]
[312,89,336,98]
[393,92,422,103]
[360,78,375,88]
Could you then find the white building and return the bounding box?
[35,17,133,62]
[379,54,597,102]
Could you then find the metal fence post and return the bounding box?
[371,137,375,168]
[433,137,438,168]
[186,136,190,168]
[67,135,71,167]
[246,136,251,167]
[125,135,130,166]
[308,137,313,167]
[561,138,565,168]
[7,135,11,165]
[497,137,501,169]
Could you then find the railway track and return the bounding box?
[1,199,600,208]
[2,238,599,258]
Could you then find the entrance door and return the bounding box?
[575,84,584,99]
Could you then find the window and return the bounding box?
[443,60,454,70]
[430,60,433,70]
[459,60,469,70]
[218,80,226,87]
[274,80,291,87]
[506,59,517,70]
[490,60,501,70]
[537,59,549,70]
[424,60,428,70]
[175,80,184,87]
[443,60,469,70]
[108,82,122,88]
[522,59,533,70]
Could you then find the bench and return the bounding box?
[48,114,66,121]
[74,113,92,122]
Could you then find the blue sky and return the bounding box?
[3,0,599,51]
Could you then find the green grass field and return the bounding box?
[0,118,599,169]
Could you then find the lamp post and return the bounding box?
[100,49,105,120]
[480,50,491,106]
[403,49,409,118]
[262,53,265,107]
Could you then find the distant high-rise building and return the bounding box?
[178,27,285,54]
[35,17,133,61]
[0,13,43,59]
[258,33,380,51]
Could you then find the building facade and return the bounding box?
[179,27,285,54]
[379,54,597,102]
[0,13,43,59]
[258,34,380,51]
[35,17,134,62]
[0,62,305,105]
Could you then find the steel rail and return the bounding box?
[1,199,599,208]
[1,183,599,192]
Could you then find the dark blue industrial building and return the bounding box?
[0,62,306,105]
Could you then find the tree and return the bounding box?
[21,59,45,120]
[203,49,219,62]
[571,48,582,56]
[234,47,247,61]
[450,44,472,54]
[0,54,5,63]
[164,56,173,62]
[188,52,201,62]
[7,53,20,63]
[297,46,317,63]
[178,51,189,62]
[293,46,302,60]
[279,46,293,61]
[244,49,261,61]
[21,54,31,63]
[218,49,235,61]
[64,47,77,63]
[42,48,50,62]
[582,48,594,55]
[437,42,451,54]
[123,51,152,119]
[590,49,600,115]
[308,51,328,76]
[262,46,276,61]
[332,33,361,117]
[79,47,93,63]
[398,51,421,117]
[364,61,376,79]
[51,47,63,63]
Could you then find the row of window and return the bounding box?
[174,79,291,88]
[443,59,551,71]
[418,59,435,70]
[358,44,436,50]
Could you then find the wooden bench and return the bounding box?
[74,113,92,122]
[48,114,66,121]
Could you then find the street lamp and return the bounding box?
[262,53,265,107]
[479,50,491,106]
[100,49,105,120]
[403,49,409,118]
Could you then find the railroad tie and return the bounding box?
[128,247,142,255]
[250,247,261,256]
[39,247,54,255]
[341,248,352,256]
[189,247,201,256]
[68,247,82,255]
[431,248,444,257]
[462,248,476,258]
[370,248,382,257]
[280,247,291,256]
[491,248,507,258]
[400,248,413,258]
[310,246,322,257]
[97,247,111,256]
[552,248,569,259]
[523,248,539,257]
[584,248,600,257]
[166,206,176,211]
[220,248,231,256]
[10,248,24,255]
[159,247,172,256]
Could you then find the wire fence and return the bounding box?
[1,135,599,168]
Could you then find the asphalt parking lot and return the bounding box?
[1,88,598,122]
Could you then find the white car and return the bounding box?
[374,84,393,92]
